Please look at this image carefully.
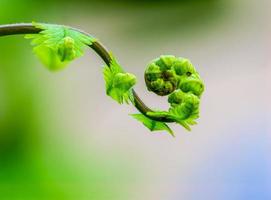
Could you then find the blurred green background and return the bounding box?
[0,0,270,200]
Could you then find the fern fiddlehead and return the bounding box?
[0,23,205,136]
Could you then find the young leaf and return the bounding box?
[146,110,189,131]
[131,114,174,137]
[25,22,96,71]
[103,56,136,104]
[147,95,200,131]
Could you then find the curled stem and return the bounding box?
[0,23,174,122]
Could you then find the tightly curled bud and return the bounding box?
[144,55,204,125]
[168,90,200,120]
[179,74,204,97]
[177,93,200,120]
[173,57,204,97]
[144,55,179,96]
[168,90,186,106]
[144,55,204,97]
[173,58,196,76]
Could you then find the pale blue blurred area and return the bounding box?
[173,119,270,200]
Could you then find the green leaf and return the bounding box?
[146,110,189,131]
[103,56,136,104]
[146,100,199,132]
[25,22,96,71]
[131,114,174,137]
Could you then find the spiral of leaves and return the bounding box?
[144,55,204,130]
[0,23,205,136]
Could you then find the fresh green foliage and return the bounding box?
[25,22,95,71]
[102,54,203,135]
[2,21,205,136]
[131,114,174,137]
[103,56,136,104]
[25,25,203,135]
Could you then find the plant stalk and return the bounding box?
[0,23,174,122]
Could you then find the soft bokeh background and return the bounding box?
[0,0,270,199]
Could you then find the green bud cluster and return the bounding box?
[145,55,204,97]
[168,90,200,120]
[145,55,178,96]
[145,55,204,127]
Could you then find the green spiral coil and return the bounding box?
[0,22,206,135]
[144,55,204,131]
[145,55,204,97]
